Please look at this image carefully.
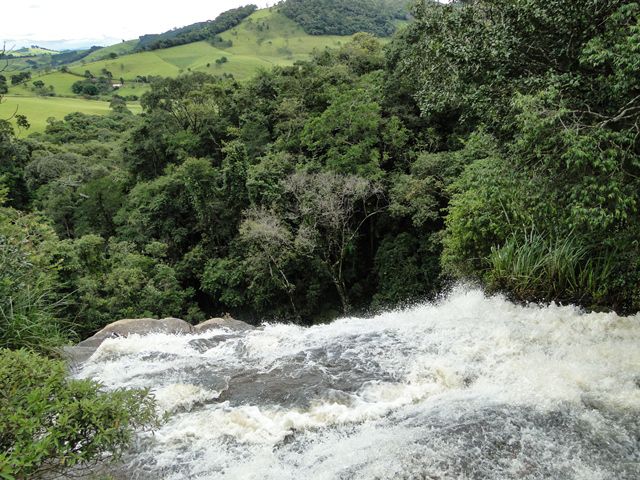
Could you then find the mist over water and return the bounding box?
[76,287,640,479]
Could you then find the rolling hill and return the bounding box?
[2,5,406,134]
[8,8,364,100]
[63,10,359,83]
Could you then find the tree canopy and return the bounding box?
[2,0,639,334]
[279,0,409,36]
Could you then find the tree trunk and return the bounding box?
[331,274,350,314]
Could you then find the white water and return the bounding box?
[76,287,640,479]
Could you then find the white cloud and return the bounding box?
[3,0,271,47]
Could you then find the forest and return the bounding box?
[1,0,639,477]
[279,0,409,36]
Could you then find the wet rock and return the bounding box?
[62,345,99,366]
[65,317,194,367]
[194,317,254,333]
[78,317,193,347]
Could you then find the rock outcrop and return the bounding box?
[65,317,193,366]
[194,317,255,333]
[77,317,194,348]
[64,316,254,367]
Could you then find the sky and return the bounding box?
[3,0,271,50]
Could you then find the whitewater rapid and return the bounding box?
[76,287,640,479]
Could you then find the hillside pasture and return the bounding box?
[64,10,358,82]
[1,95,141,136]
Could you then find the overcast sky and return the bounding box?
[3,0,271,49]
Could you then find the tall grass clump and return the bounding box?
[487,230,614,306]
[0,235,67,355]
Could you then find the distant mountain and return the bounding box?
[278,0,410,36]
[3,38,121,51]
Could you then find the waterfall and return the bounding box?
[76,286,640,479]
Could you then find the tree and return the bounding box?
[0,74,8,95]
[238,207,301,317]
[15,114,29,131]
[300,78,408,180]
[432,0,640,311]
[282,172,384,313]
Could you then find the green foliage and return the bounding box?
[10,72,31,86]
[0,126,161,480]
[5,5,640,334]
[426,0,640,310]
[279,0,407,36]
[72,77,113,96]
[0,121,30,209]
[117,156,241,257]
[372,232,441,308]
[0,206,67,354]
[487,231,614,306]
[0,349,158,479]
[300,73,407,179]
[57,236,198,338]
[397,0,630,134]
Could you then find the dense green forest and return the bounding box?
[279,0,409,36]
[3,0,640,331]
[2,0,639,476]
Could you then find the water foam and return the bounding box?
[76,287,640,479]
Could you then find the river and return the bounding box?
[75,286,640,479]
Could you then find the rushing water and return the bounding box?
[76,287,640,479]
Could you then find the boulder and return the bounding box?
[65,317,194,367]
[62,345,99,366]
[77,317,193,348]
[194,317,254,333]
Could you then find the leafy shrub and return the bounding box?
[0,349,159,479]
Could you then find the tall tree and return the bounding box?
[282,172,384,313]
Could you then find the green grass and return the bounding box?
[7,71,83,97]
[62,10,360,84]
[10,47,59,57]
[82,40,139,62]
[487,231,614,304]
[0,8,381,132]
[112,82,151,98]
[1,95,141,136]
[69,42,228,79]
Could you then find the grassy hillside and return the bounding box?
[9,47,59,57]
[7,9,374,98]
[61,10,355,84]
[1,8,383,135]
[1,95,141,136]
[7,71,81,97]
[81,40,139,62]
